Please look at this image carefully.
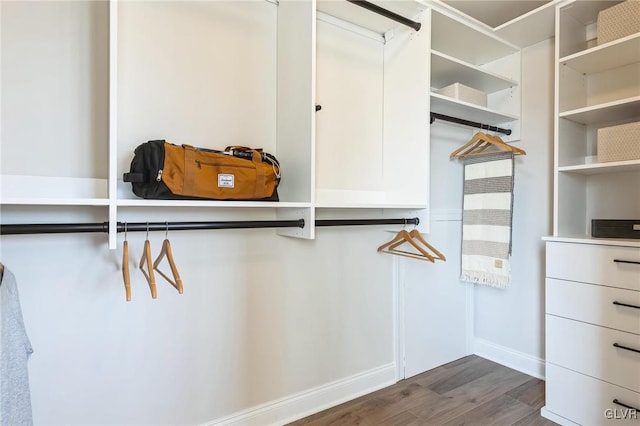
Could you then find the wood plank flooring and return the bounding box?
[288,355,558,426]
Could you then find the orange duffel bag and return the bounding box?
[123,140,280,201]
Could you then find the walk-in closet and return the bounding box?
[1,0,638,425]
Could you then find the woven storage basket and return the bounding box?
[597,0,640,45]
[436,83,487,107]
[597,121,640,163]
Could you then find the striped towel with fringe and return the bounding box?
[461,152,514,288]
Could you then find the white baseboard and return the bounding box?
[473,338,545,380]
[203,363,396,426]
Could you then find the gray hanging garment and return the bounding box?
[1,267,34,426]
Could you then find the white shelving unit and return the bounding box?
[544,2,640,419]
[552,0,640,239]
[1,0,432,249]
[429,7,522,142]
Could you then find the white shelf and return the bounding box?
[558,159,640,175]
[560,33,640,75]
[559,96,640,125]
[431,50,518,93]
[315,202,427,209]
[316,0,426,35]
[431,9,519,66]
[0,198,110,206]
[315,189,427,209]
[494,0,560,48]
[542,235,640,248]
[430,92,519,125]
[0,175,109,206]
[117,199,311,208]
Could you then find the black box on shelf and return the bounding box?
[592,219,640,239]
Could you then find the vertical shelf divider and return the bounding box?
[108,0,118,249]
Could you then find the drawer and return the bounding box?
[546,363,640,426]
[547,315,640,392]
[546,242,640,291]
[546,278,640,335]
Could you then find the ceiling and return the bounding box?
[441,1,552,28]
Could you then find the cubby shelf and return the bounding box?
[430,93,519,125]
[430,50,518,93]
[559,96,640,124]
[558,159,640,175]
[560,33,640,74]
[431,9,519,65]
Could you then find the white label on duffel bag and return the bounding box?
[218,174,234,188]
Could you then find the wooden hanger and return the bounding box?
[391,229,446,262]
[139,224,157,299]
[451,131,526,159]
[122,223,132,302]
[153,224,183,294]
[378,229,445,263]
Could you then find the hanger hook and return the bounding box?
[146,222,149,240]
[165,221,169,240]
[124,222,128,241]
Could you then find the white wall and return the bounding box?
[473,38,554,366]
[0,208,397,425]
[428,38,554,376]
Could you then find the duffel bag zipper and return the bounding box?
[196,160,253,169]
[156,169,163,182]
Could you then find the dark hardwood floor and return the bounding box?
[288,355,557,426]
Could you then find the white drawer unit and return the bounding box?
[546,363,640,426]
[546,242,640,292]
[546,278,640,335]
[547,315,640,393]
[544,240,640,425]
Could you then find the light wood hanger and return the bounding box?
[450,131,526,159]
[153,223,183,294]
[123,223,132,302]
[390,229,446,262]
[139,223,157,299]
[377,228,445,263]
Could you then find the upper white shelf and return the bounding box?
[117,199,310,208]
[559,96,640,124]
[560,33,640,75]
[431,9,519,66]
[0,175,109,206]
[315,189,427,209]
[431,50,518,93]
[558,159,640,175]
[494,0,560,48]
[430,93,519,125]
[316,0,426,35]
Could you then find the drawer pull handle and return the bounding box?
[613,399,640,412]
[613,259,640,265]
[613,343,640,354]
[613,301,640,310]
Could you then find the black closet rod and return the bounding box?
[346,0,422,32]
[0,218,419,236]
[430,112,512,136]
